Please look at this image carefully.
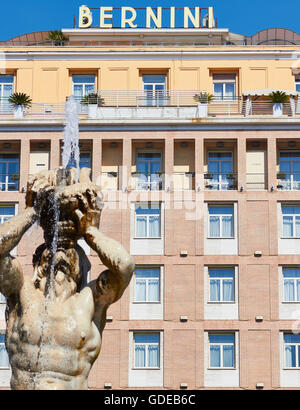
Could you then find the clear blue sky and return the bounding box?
[1,0,299,40]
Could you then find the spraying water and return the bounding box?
[62,95,80,182]
[33,96,81,386]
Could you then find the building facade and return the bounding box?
[1,8,300,389]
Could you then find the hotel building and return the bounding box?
[1,7,300,390]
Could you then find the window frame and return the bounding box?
[281,204,300,239]
[207,151,234,191]
[208,267,235,303]
[133,332,161,370]
[208,333,236,370]
[0,333,10,370]
[213,74,236,101]
[0,154,20,192]
[282,267,300,303]
[133,267,161,304]
[142,74,167,107]
[207,204,235,239]
[0,203,16,225]
[279,151,300,191]
[72,74,96,98]
[135,150,163,191]
[134,203,161,239]
[0,75,14,97]
[283,333,300,369]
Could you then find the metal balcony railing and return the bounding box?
[277,172,300,191]
[204,172,238,191]
[131,172,164,191]
[0,94,299,120]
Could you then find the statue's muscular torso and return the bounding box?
[6,276,102,390]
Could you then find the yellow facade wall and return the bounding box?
[3,45,300,103]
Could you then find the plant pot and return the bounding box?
[198,103,208,118]
[273,103,283,117]
[13,105,24,119]
[88,104,98,119]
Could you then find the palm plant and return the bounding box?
[46,30,67,46]
[268,91,290,104]
[8,92,32,108]
[194,92,214,104]
[81,93,105,107]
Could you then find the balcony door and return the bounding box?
[208,152,233,190]
[142,75,166,106]
[279,152,300,190]
[213,74,236,101]
[136,152,162,191]
[0,154,20,192]
[0,75,14,113]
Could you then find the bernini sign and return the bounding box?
[79,5,215,29]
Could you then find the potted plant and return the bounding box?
[8,92,32,119]
[46,30,68,46]
[81,93,105,118]
[194,92,213,117]
[269,91,289,117]
[277,171,286,180]
[226,172,235,180]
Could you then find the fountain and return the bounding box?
[0,96,135,390]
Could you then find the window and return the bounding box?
[134,267,160,303]
[208,205,234,238]
[0,334,9,369]
[209,268,235,302]
[66,152,91,170]
[207,152,234,191]
[213,74,236,100]
[0,154,20,192]
[0,204,15,224]
[284,334,300,368]
[0,75,14,113]
[279,152,300,190]
[209,334,235,369]
[142,75,166,106]
[72,75,95,99]
[135,203,161,238]
[282,205,300,238]
[136,152,162,191]
[283,268,300,302]
[133,333,160,369]
[0,204,15,302]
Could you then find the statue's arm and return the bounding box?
[0,207,37,257]
[84,226,135,307]
[0,207,37,298]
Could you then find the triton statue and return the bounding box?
[0,168,135,390]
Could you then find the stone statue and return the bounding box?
[0,168,135,390]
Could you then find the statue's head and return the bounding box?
[27,167,104,249]
[32,246,83,296]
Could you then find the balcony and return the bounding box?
[204,172,238,191]
[0,90,299,121]
[277,172,300,191]
[130,172,163,191]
